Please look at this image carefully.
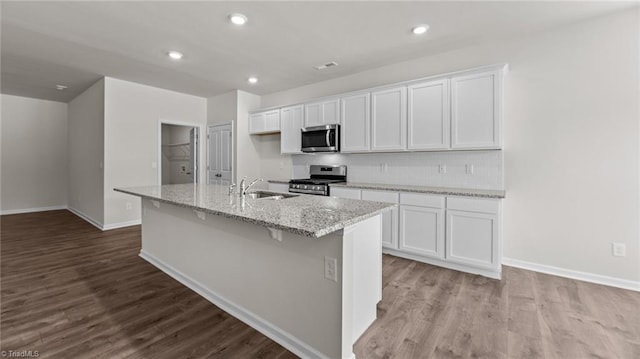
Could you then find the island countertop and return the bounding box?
[115,184,394,238]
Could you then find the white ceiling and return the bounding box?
[1,1,634,103]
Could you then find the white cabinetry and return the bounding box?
[445,197,501,271]
[398,193,445,259]
[304,99,340,127]
[268,182,290,193]
[451,70,502,149]
[249,109,280,135]
[341,93,370,152]
[371,87,407,151]
[330,186,361,199]
[407,79,450,150]
[280,105,304,154]
[361,190,398,249]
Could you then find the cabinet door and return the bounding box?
[249,113,265,134]
[371,87,407,151]
[399,205,444,259]
[407,79,450,150]
[304,102,323,127]
[446,210,499,270]
[362,190,398,249]
[322,99,340,125]
[264,110,280,132]
[341,93,370,152]
[330,187,361,199]
[280,105,304,154]
[451,70,502,149]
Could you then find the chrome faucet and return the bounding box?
[240,177,263,196]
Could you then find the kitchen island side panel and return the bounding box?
[139,199,379,359]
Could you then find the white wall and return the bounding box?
[235,91,263,187]
[260,8,640,283]
[103,77,206,227]
[0,94,68,213]
[68,79,105,225]
[207,91,237,127]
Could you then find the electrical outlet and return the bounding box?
[438,164,446,174]
[324,256,338,282]
[612,243,626,257]
[465,164,474,175]
[125,202,132,210]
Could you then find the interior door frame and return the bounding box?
[158,119,205,186]
[207,123,234,184]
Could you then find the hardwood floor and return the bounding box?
[2,210,638,358]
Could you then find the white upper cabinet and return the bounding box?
[371,87,407,151]
[407,79,450,150]
[304,99,340,127]
[451,70,502,149]
[280,105,304,154]
[341,93,370,152]
[249,109,280,135]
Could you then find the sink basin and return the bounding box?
[245,191,299,200]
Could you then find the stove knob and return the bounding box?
[303,185,308,190]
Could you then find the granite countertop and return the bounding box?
[331,182,505,199]
[267,179,290,184]
[115,184,394,238]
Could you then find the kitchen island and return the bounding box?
[115,184,394,359]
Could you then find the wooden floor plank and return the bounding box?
[2,210,639,359]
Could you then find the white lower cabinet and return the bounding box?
[398,193,445,259]
[327,186,502,278]
[361,190,398,249]
[445,197,501,271]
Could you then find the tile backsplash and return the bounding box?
[291,150,503,190]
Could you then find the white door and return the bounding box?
[304,102,323,127]
[322,99,340,125]
[451,70,502,149]
[407,79,450,150]
[280,105,304,154]
[399,205,445,259]
[341,93,370,152]
[371,86,407,151]
[362,190,398,249]
[208,124,233,186]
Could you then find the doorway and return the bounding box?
[207,124,233,186]
[160,123,199,185]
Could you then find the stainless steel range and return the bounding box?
[288,165,347,196]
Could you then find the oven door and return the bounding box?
[301,125,339,152]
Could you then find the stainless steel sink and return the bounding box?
[245,191,299,200]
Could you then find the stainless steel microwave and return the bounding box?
[301,124,340,153]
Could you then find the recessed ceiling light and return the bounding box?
[55,85,67,90]
[229,13,248,25]
[248,77,258,84]
[412,25,429,35]
[168,51,183,60]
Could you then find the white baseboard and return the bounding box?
[67,206,104,231]
[139,250,330,359]
[383,248,502,280]
[502,257,640,292]
[1,205,67,215]
[103,219,141,230]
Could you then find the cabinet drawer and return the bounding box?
[399,193,444,208]
[330,187,361,199]
[446,197,500,214]
[362,190,399,204]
